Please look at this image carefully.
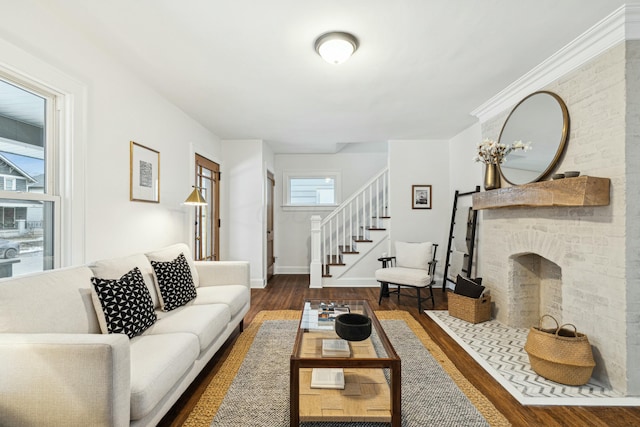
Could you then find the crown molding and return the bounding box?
[472,4,640,123]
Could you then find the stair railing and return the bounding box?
[310,167,389,287]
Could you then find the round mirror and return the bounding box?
[498,91,569,185]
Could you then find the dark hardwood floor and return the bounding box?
[158,274,640,427]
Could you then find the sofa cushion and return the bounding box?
[150,253,197,311]
[146,243,200,287]
[0,266,100,334]
[91,267,157,338]
[129,333,199,420]
[89,253,160,308]
[194,285,250,317]
[144,304,231,352]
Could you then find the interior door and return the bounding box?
[266,171,275,280]
[194,154,220,261]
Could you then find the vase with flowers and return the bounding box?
[474,139,531,190]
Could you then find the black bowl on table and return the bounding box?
[335,313,372,341]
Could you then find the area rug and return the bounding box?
[183,310,510,426]
[426,310,640,406]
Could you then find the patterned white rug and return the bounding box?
[426,310,640,406]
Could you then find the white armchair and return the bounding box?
[375,241,438,311]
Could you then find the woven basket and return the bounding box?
[524,315,596,386]
[448,293,491,324]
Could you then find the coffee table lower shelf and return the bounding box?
[299,367,391,423]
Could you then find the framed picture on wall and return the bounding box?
[130,141,160,203]
[412,185,432,209]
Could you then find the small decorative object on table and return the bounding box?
[563,171,580,178]
[311,368,345,389]
[552,173,565,180]
[322,339,350,357]
[317,302,350,322]
[474,139,531,190]
[335,313,372,341]
[524,315,595,385]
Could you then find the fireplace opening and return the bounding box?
[509,253,562,328]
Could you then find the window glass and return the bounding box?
[284,172,340,207]
[0,77,55,277]
[290,177,335,205]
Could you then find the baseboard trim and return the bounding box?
[274,266,309,275]
[322,278,379,287]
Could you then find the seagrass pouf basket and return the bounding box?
[524,315,596,386]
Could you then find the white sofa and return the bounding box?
[0,243,250,427]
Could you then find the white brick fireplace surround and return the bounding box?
[472,11,640,396]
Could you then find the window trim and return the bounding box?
[282,170,341,209]
[0,40,87,267]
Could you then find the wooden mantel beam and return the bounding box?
[472,176,610,210]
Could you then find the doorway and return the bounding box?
[267,171,275,280]
[194,154,220,261]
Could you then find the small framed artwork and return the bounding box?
[412,185,432,209]
[130,141,160,203]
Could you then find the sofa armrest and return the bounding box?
[0,333,130,427]
[195,260,250,289]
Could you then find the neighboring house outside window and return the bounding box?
[0,76,57,277]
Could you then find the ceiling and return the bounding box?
[12,1,630,153]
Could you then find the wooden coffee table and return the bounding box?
[290,300,401,426]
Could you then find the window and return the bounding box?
[0,76,59,277]
[283,171,341,208]
[3,177,16,191]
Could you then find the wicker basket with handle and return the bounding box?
[524,315,596,386]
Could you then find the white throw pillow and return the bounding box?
[395,241,433,270]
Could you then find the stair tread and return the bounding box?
[339,245,359,254]
[326,255,345,266]
[365,226,386,231]
[353,239,373,243]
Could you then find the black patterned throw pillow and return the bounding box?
[150,253,197,311]
[91,267,157,338]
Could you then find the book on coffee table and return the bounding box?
[310,368,345,389]
[322,339,350,357]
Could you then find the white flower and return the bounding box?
[475,139,532,164]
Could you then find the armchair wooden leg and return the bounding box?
[429,284,435,309]
[417,288,422,312]
[378,282,386,305]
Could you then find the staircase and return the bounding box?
[310,168,389,287]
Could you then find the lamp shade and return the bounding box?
[184,187,207,206]
[315,32,358,64]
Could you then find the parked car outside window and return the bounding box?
[0,239,20,258]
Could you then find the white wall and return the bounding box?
[448,123,483,196]
[274,149,387,273]
[447,123,483,281]
[0,2,222,263]
[221,140,268,288]
[388,140,451,277]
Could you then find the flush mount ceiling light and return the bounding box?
[314,31,359,65]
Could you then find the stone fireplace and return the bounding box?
[509,253,562,328]
[478,206,626,391]
[474,30,640,395]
